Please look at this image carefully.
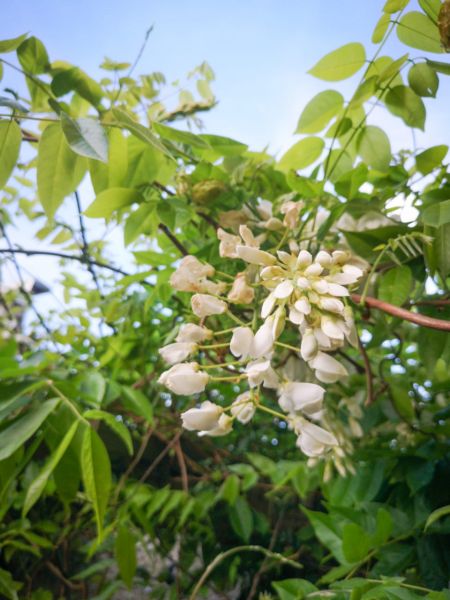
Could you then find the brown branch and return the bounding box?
[174,438,189,493]
[113,427,154,502]
[351,294,450,332]
[158,223,189,256]
[198,211,219,229]
[45,562,83,591]
[357,335,374,407]
[138,430,183,485]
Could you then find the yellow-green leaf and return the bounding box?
[84,187,142,219]
[372,13,391,43]
[61,113,108,162]
[308,43,366,81]
[0,120,21,188]
[37,123,87,219]
[0,33,28,53]
[408,62,439,96]
[416,144,448,174]
[296,90,344,134]
[357,125,391,172]
[278,137,324,172]
[397,11,443,53]
[17,36,49,74]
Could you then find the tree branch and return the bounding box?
[351,294,450,332]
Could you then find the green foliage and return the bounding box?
[0,5,449,597]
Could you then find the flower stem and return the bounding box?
[275,341,299,353]
[257,403,287,421]
[198,342,230,350]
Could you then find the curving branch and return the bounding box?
[351,294,450,332]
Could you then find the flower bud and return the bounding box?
[230,391,255,424]
[191,294,227,318]
[217,228,240,258]
[181,400,223,431]
[237,245,276,266]
[309,351,348,383]
[295,420,338,457]
[300,329,318,362]
[158,362,209,395]
[199,413,233,437]
[228,274,255,304]
[278,381,324,415]
[176,323,212,343]
[230,327,254,359]
[159,342,196,365]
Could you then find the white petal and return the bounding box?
[274,280,294,299]
[296,250,312,267]
[261,293,277,319]
[304,263,323,277]
[294,297,311,315]
[296,277,311,290]
[297,432,326,457]
[319,297,344,313]
[312,279,329,294]
[288,308,304,325]
[237,245,276,266]
[302,420,338,446]
[230,327,254,358]
[321,316,345,340]
[181,400,222,431]
[176,323,212,343]
[301,330,318,361]
[315,251,332,267]
[327,283,349,297]
[251,321,274,358]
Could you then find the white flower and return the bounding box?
[309,351,348,383]
[230,327,254,359]
[321,315,345,341]
[181,400,223,431]
[191,294,227,318]
[237,245,276,266]
[278,381,325,416]
[230,391,255,424]
[251,320,274,358]
[176,323,212,343]
[217,228,241,258]
[300,329,318,362]
[246,359,278,389]
[228,273,255,304]
[218,209,249,230]
[158,362,209,395]
[315,250,332,267]
[199,413,233,437]
[159,342,196,365]
[295,420,338,457]
[319,297,344,313]
[170,255,224,294]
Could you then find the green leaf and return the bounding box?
[0,398,58,461]
[22,420,79,516]
[80,371,106,405]
[0,33,28,53]
[121,386,153,423]
[115,524,136,589]
[425,505,450,530]
[385,85,426,130]
[272,579,317,600]
[83,409,133,455]
[51,66,103,107]
[302,508,345,563]
[37,123,86,219]
[408,63,439,97]
[17,36,49,74]
[278,137,324,172]
[373,508,393,545]
[219,474,240,505]
[357,126,391,172]
[153,122,210,148]
[84,188,142,219]
[383,0,410,13]
[0,568,21,600]
[81,427,111,537]
[416,145,448,174]
[390,384,415,421]
[419,0,441,22]
[342,523,372,563]
[0,120,21,189]
[296,90,344,134]
[60,113,108,162]
[308,43,366,81]
[426,59,450,75]
[111,108,173,158]
[422,199,450,227]
[89,128,128,193]
[197,133,248,158]
[397,12,443,53]
[378,265,413,306]
[436,223,450,278]
[372,13,391,43]
[228,497,253,542]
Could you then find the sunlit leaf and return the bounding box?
[296,90,344,134]
[408,62,439,97]
[357,125,391,172]
[384,85,426,129]
[61,113,108,162]
[397,11,443,53]
[0,120,21,188]
[278,137,324,172]
[308,43,366,81]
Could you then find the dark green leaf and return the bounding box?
[17,36,49,74]
[51,66,103,107]
[81,427,111,537]
[115,524,136,588]
[378,265,413,306]
[408,62,439,97]
[272,579,317,600]
[83,409,133,455]
[228,497,253,542]
[342,523,372,563]
[0,399,58,461]
[385,85,426,130]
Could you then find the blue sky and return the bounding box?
[1,1,449,318]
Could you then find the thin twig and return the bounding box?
[113,427,154,503]
[74,191,104,299]
[174,438,189,493]
[351,294,450,332]
[138,430,183,485]
[158,223,189,256]
[357,335,374,406]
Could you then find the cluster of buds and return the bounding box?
[157,198,365,457]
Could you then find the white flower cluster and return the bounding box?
[157,199,365,457]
